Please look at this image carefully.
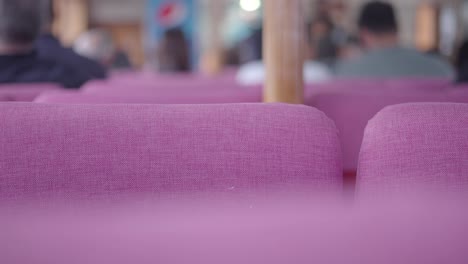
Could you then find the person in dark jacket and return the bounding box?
[455,40,468,83]
[156,28,191,72]
[35,0,107,80]
[0,0,91,88]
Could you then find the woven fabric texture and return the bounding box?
[0,103,342,201]
[357,103,468,196]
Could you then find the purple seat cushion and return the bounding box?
[0,103,342,201]
[357,103,468,196]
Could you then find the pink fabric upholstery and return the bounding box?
[0,84,61,102]
[83,72,240,92]
[306,79,452,172]
[308,78,451,95]
[0,103,342,201]
[447,85,468,103]
[35,89,262,104]
[357,103,468,196]
[2,197,468,264]
[79,77,262,104]
[309,92,450,171]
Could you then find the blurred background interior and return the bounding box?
[3,2,468,261]
[45,0,467,75]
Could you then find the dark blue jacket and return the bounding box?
[36,34,107,80]
[0,51,90,88]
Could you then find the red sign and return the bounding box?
[156,1,188,27]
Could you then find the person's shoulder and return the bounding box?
[334,55,371,77]
[404,48,454,76]
[33,57,91,88]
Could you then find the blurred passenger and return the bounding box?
[335,1,454,78]
[338,36,363,61]
[74,29,132,70]
[155,28,190,73]
[455,40,468,83]
[36,0,107,80]
[236,20,332,86]
[308,17,338,64]
[0,0,90,88]
[238,27,263,64]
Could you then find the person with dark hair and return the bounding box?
[237,27,263,65]
[455,40,468,83]
[308,16,338,64]
[156,28,190,72]
[0,0,91,88]
[335,1,453,78]
[35,0,107,80]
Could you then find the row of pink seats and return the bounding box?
[0,83,60,102]
[1,102,467,201]
[87,70,238,91]
[1,102,468,263]
[306,80,468,173]
[34,78,467,175]
[35,88,262,104]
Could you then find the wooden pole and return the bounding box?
[264,0,305,104]
[200,0,225,75]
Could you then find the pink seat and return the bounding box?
[2,198,468,264]
[356,103,468,197]
[35,88,262,104]
[83,72,240,92]
[309,92,450,172]
[306,79,452,173]
[0,103,342,201]
[309,78,451,94]
[0,83,61,102]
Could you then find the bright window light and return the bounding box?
[240,0,261,12]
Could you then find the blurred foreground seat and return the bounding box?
[1,197,467,264]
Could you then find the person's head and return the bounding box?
[74,29,116,66]
[358,1,399,50]
[0,0,40,53]
[309,16,333,41]
[163,28,187,43]
[157,27,190,72]
[307,16,337,61]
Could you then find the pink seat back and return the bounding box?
[357,103,468,197]
[309,78,451,94]
[309,92,450,171]
[0,83,61,102]
[306,79,452,172]
[0,103,342,201]
[83,71,240,92]
[35,88,262,104]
